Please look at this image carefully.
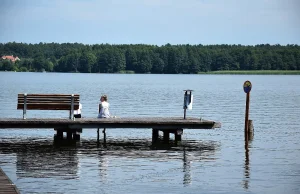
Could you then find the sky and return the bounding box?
[0,0,299,45]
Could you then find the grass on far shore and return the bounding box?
[198,70,300,75]
[117,70,135,74]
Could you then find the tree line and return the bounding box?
[0,42,299,73]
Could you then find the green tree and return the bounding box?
[151,53,165,73]
[79,52,96,73]
[0,60,15,71]
[125,49,138,71]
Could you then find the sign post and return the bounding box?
[183,90,193,119]
[243,80,252,141]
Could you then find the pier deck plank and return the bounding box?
[0,168,19,194]
[0,117,221,129]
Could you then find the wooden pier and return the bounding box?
[0,168,20,194]
[0,117,221,142]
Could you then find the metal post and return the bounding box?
[183,91,187,119]
[244,92,250,141]
[70,94,74,120]
[23,93,27,119]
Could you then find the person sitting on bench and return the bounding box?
[74,103,82,118]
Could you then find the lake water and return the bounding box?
[0,72,300,194]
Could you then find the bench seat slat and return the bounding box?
[18,97,79,100]
[17,94,80,112]
[18,94,79,97]
[18,100,80,103]
[17,104,79,110]
[17,102,80,105]
[18,96,79,98]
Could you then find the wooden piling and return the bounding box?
[163,131,170,143]
[175,129,183,141]
[73,133,80,141]
[175,134,182,141]
[103,128,107,147]
[97,128,100,143]
[152,128,159,143]
[67,131,72,140]
[56,130,63,139]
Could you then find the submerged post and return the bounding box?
[243,81,252,141]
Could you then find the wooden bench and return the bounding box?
[17,94,80,120]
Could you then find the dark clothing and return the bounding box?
[74,114,81,118]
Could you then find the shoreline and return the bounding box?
[199,70,300,75]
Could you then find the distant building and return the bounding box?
[1,55,20,62]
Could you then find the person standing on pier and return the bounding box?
[98,95,110,118]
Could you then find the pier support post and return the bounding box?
[97,128,100,144]
[73,132,80,141]
[56,129,63,139]
[103,128,107,147]
[67,131,72,140]
[163,131,170,143]
[174,129,183,142]
[152,129,159,143]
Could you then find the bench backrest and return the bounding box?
[17,94,80,119]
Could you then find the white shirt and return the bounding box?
[98,101,110,118]
[74,103,82,115]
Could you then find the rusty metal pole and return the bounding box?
[244,92,250,141]
[243,80,252,141]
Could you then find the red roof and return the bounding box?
[1,55,20,62]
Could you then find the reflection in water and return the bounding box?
[0,138,218,186]
[183,148,191,186]
[243,136,252,190]
[92,139,217,186]
[98,151,109,182]
[0,139,79,179]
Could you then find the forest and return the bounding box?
[0,42,299,73]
